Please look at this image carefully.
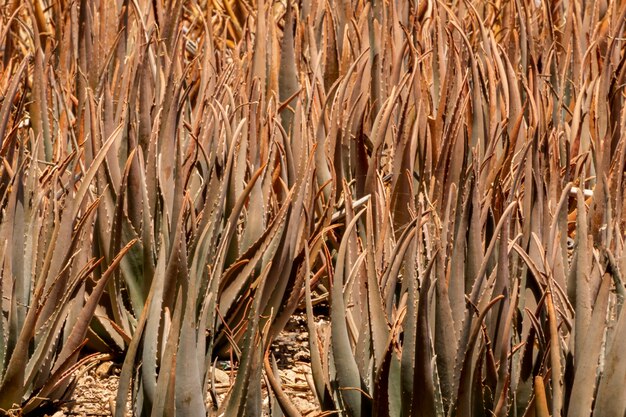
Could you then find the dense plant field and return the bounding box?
[1,0,625,415]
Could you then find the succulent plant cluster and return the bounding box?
[1,0,625,416]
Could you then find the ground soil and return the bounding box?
[46,314,321,417]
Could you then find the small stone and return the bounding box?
[294,350,310,362]
[96,361,114,378]
[210,367,231,385]
[282,369,298,383]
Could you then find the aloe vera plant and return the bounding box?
[2,0,626,416]
[0,48,136,414]
[297,1,626,416]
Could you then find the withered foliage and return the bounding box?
[1,0,625,416]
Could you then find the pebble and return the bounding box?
[96,361,114,378]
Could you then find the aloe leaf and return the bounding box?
[30,47,52,162]
[594,293,626,416]
[24,256,100,389]
[433,246,457,412]
[278,0,299,132]
[465,200,517,307]
[0,241,6,379]
[372,331,401,417]
[108,149,144,329]
[54,238,138,372]
[381,218,418,313]
[150,299,182,417]
[250,0,267,90]
[0,54,30,147]
[365,205,390,372]
[213,162,266,281]
[221,262,272,417]
[388,352,402,417]
[23,340,88,413]
[534,375,550,417]
[304,243,332,409]
[174,235,205,417]
[331,207,369,416]
[141,236,169,411]
[455,295,505,416]
[0,201,95,408]
[413,252,440,417]
[573,188,592,356]
[264,149,316,338]
[568,275,611,417]
[219,188,292,322]
[116,236,168,417]
[240,167,267,255]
